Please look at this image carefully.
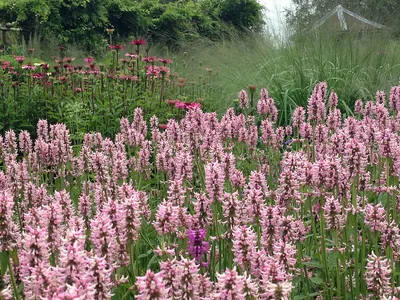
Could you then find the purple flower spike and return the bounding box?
[187,228,209,263]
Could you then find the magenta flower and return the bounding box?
[174,101,187,109]
[84,56,95,64]
[31,72,46,80]
[125,52,138,59]
[109,44,124,51]
[14,55,25,63]
[158,57,173,64]
[130,39,147,46]
[185,102,201,110]
[22,64,36,70]
[187,228,209,263]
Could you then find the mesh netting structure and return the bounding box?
[312,5,385,32]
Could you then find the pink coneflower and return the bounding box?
[142,56,157,63]
[22,64,36,70]
[41,63,50,70]
[14,55,25,63]
[165,99,180,106]
[109,44,124,51]
[158,57,173,65]
[146,65,160,77]
[185,102,201,110]
[84,56,95,64]
[158,66,170,75]
[63,57,75,63]
[125,52,138,59]
[32,72,45,80]
[58,76,68,83]
[175,101,187,109]
[130,39,147,46]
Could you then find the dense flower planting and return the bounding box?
[0,42,211,139]
[1,82,400,299]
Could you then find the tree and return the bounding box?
[0,0,265,51]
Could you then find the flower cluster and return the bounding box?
[0,82,400,299]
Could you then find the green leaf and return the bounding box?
[294,293,320,299]
[328,251,339,269]
[0,251,9,276]
[302,261,323,269]
[310,277,324,285]
[138,249,154,259]
[146,253,159,269]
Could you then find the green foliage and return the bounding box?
[0,0,264,51]
[217,0,264,31]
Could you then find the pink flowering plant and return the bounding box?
[1,82,400,299]
[0,41,209,141]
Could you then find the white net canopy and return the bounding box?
[312,5,385,32]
